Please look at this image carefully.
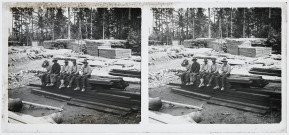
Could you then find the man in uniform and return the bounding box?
[59,60,71,89]
[74,59,92,92]
[188,57,200,85]
[198,59,210,87]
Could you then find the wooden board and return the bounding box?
[211,97,270,110]
[67,100,128,116]
[207,99,267,114]
[171,88,212,100]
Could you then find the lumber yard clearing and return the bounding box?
[148,38,282,124]
[8,41,141,124]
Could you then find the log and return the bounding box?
[109,72,141,78]
[71,98,131,111]
[249,70,281,77]
[207,99,267,114]
[171,88,212,100]
[21,100,63,111]
[111,69,141,75]
[236,88,281,99]
[67,100,128,116]
[161,99,203,110]
[211,97,269,110]
[96,89,141,100]
[31,89,72,100]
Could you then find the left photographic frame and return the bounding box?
[5,3,141,125]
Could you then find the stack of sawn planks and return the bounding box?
[227,74,269,88]
[249,67,281,77]
[169,83,281,114]
[109,69,141,78]
[29,84,140,116]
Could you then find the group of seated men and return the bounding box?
[180,57,231,91]
[40,58,92,92]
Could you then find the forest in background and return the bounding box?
[149,8,281,47]
[9,7,141,48]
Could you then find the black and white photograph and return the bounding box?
[6,3,141,124]
[148,8,283,124]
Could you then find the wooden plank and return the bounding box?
[249,70,281,77]
[71,98,131,111]
[73,95,134,108]
[31,89,72,100]
[214,94,269,106]
[109,72,141,78]
[22,100,63,111]
[171,88,212,100]
[236,88,281,99]
[207,100,267,114]
[171,91,208,101]
[111,69,141,75]
[149,111,196,124]
[211,97,270,110]
[217,91,270,102]
[161,99,203,110]
[67,100,128,116]
[96,90,141,100]
[76,92,132,104]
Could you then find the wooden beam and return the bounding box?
[171,88,211,100]
[21,100,63,111]
[31,89,72,100]
[161,99,203,110]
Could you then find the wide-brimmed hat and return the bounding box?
[211,58,216,61]
[52,59,58,62]
[181,59,189,67]
[192,57,197,61]
[64,60,69,63]
[82,59,88,64]
[221,58,228,62]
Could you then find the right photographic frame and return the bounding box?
[148,7,283,124]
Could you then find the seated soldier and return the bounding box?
[188,57,200,85]
[207,58,220,88]
[46,59,61,87]
[180,59,191,85]
[217,58,231,91]
[67,60,81,88]
[59,60,71,89]
[198,58,210,87]
[74,59,92,92]
[40,60,52,86]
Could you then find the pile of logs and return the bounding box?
[249,67,281,77]
[109,69,141,78]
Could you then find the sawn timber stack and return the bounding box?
[169,82,280,114]
[109,69,141,78]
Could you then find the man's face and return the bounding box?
[204,61,207,64]
[193,60,197,63]
[65,62,68,65]
[212,61,216,64]
[223,61,227,65]
[73,62,76,65]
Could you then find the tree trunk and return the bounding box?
[68,7,71,39]
[219,9,222,39]
[243,8,246,38]
[192,9,195,39]
[52,9,55,41]
[186,8,189,39]
[268,8,271,38]
[230,8,233,38]
[208,8,211,38]
[90,8,93,39]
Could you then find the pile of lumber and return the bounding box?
[55,39,76,49]
[169,83,281,114]
[109,69,141,78]
[85,40,112,56]
[227,74,269,88]
[183,38,215,48]
[239,47,272,57]
[29,85,140,115]
[43,41,57,49]
[98,48,131,59]
[89,75,129,89]
[249,67,281,77]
